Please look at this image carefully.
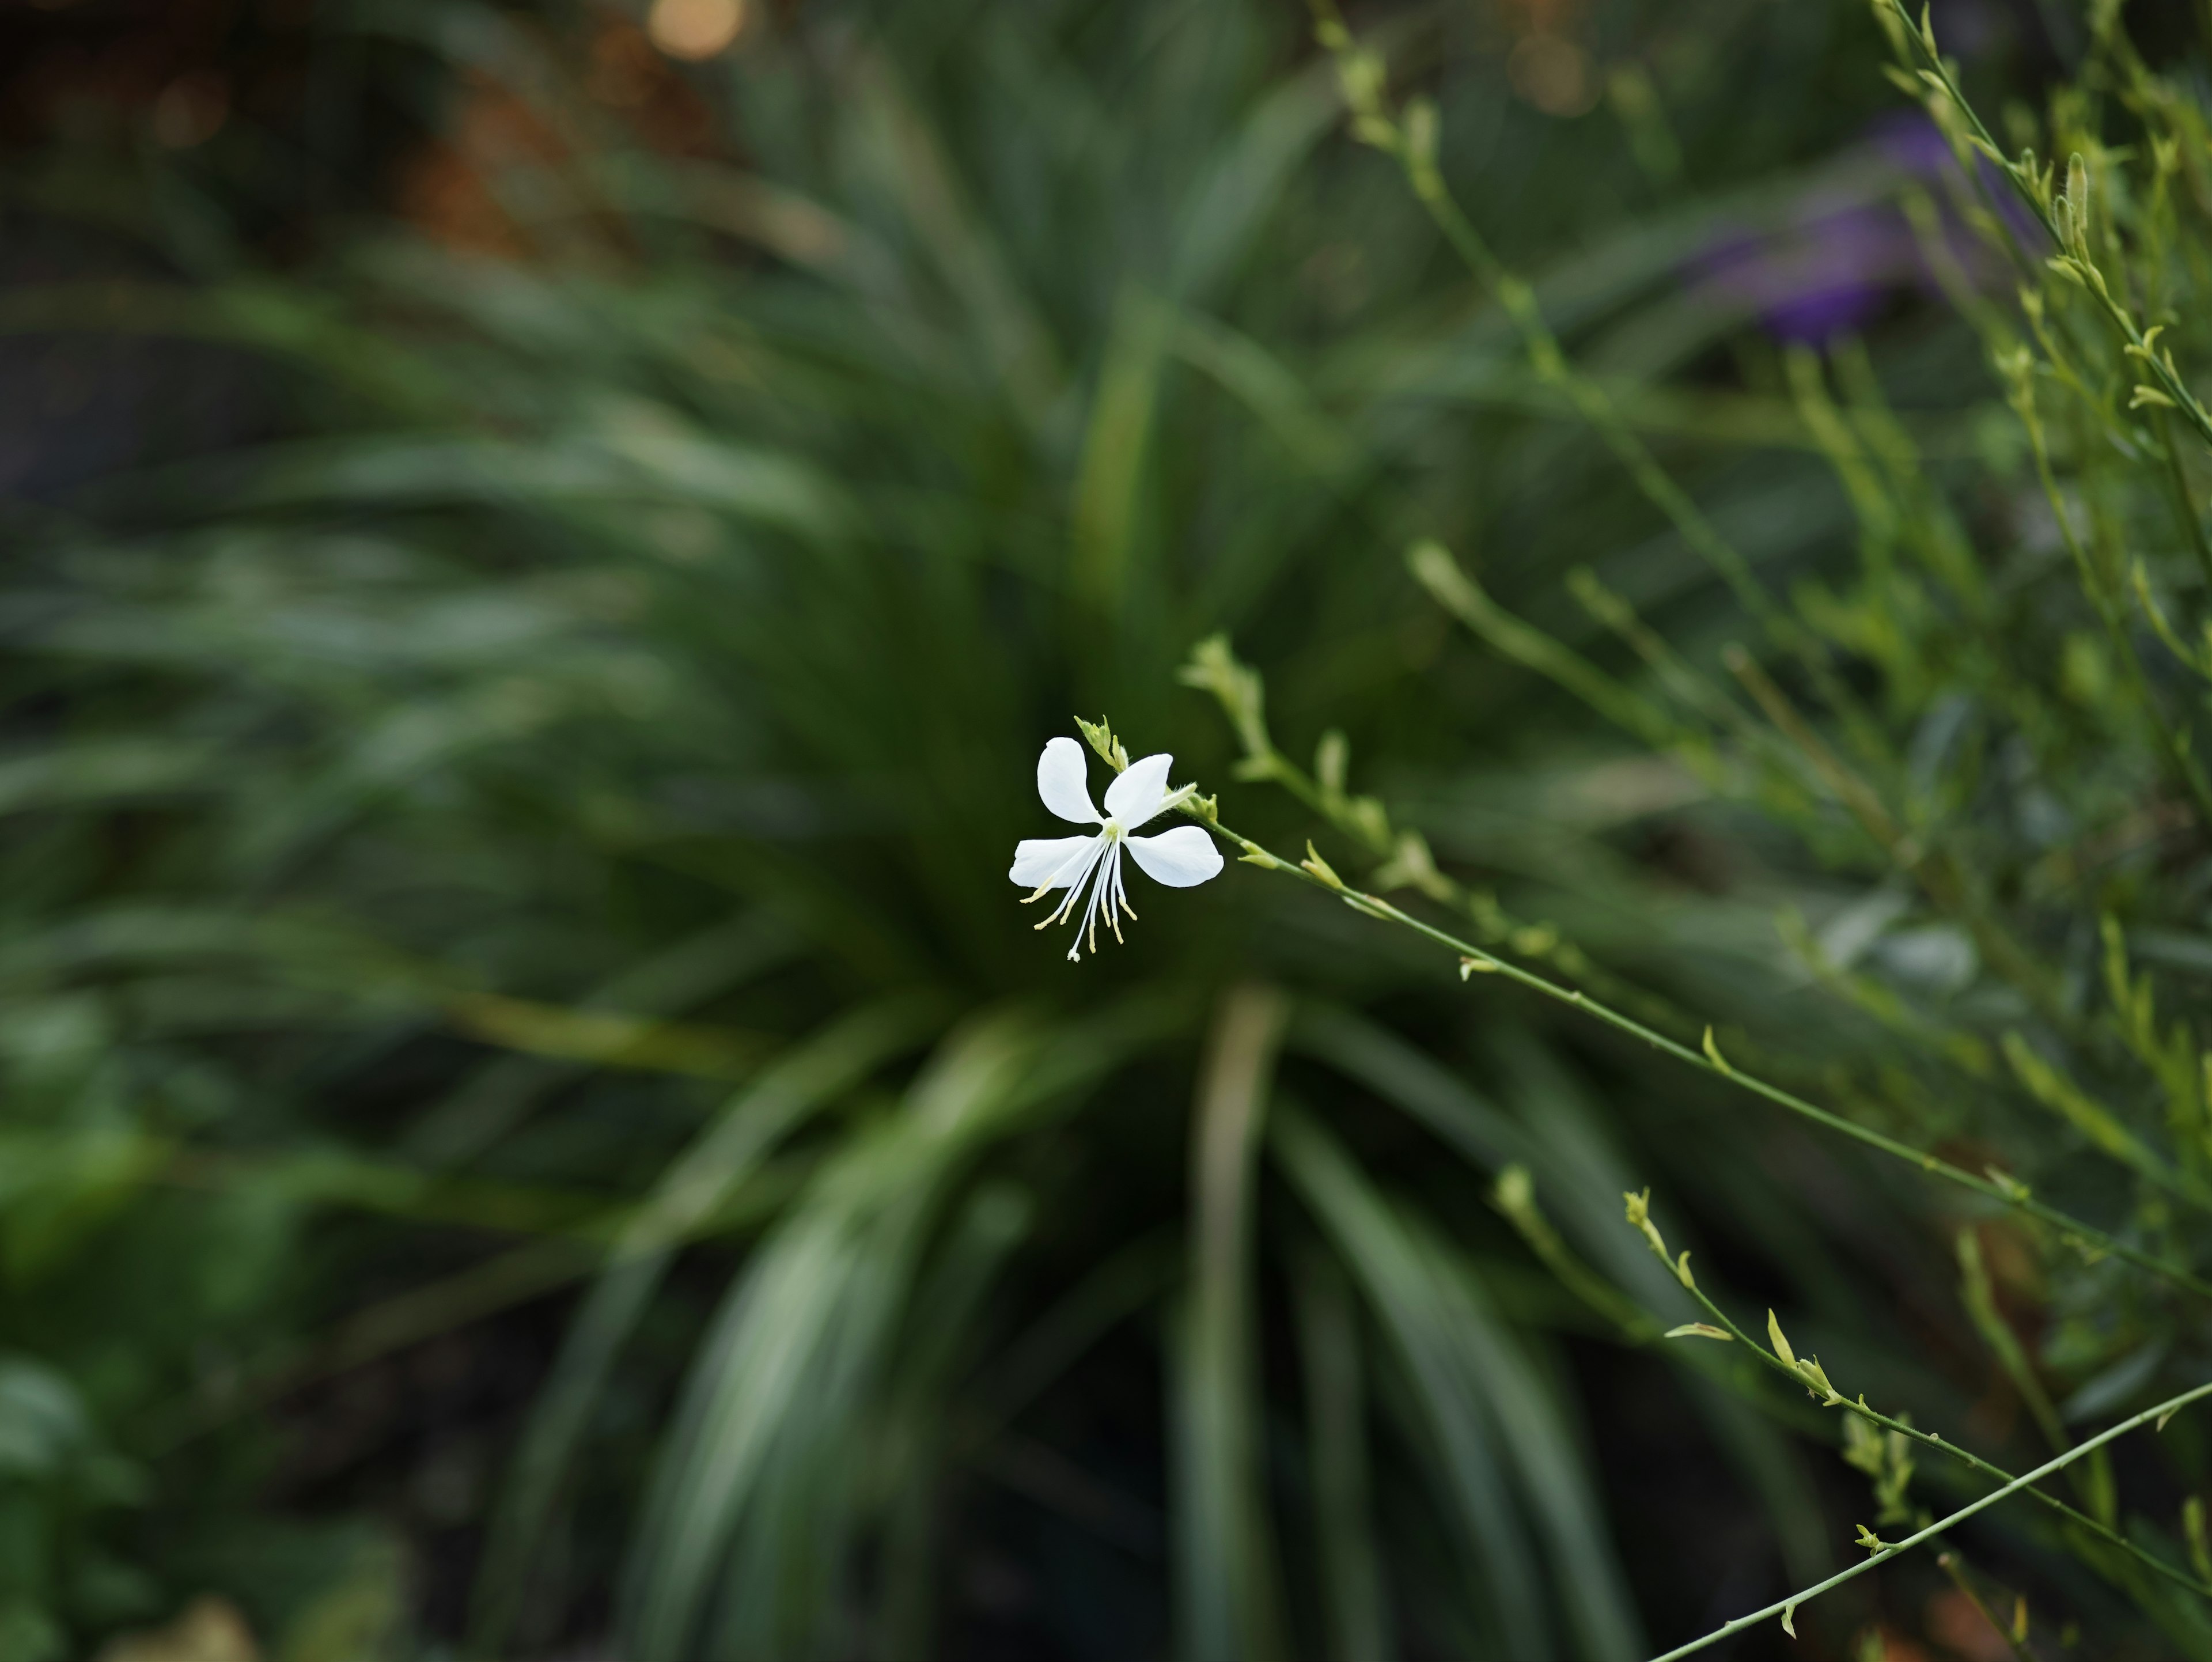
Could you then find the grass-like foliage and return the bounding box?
[9,0,2198,1657]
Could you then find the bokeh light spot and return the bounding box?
[647,0,747,61]
[1508,34,1597,119]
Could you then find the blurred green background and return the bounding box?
[0,0,2154,1658]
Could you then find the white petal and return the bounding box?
[1125,824,1223,888]
[1036,737,1101,824]
[1009,835,1100,888]
[1104,752,1172,827]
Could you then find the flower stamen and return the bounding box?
[1105,847,1127,944]
[1033,842,1105,932]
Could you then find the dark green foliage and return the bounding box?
[5,0,2168,1657]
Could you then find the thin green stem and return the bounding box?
[1643,1379,2212,1661]
[1647,1233,2212,1604]
[1877,0,2212,455]
[1181,634,1703,1043]
[1308,0,1891,767]
[2010,361,2212,829]
[2153,407,2212,595]
[1182,806,2212,1303]
[1935,1554,2027,1662]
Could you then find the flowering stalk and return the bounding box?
[1178,635,1694,1041]
[1112,709,2212,1301]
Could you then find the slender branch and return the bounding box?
[1935,1553,2027,1662]
[1306,0,1889,764]
[1180,633,1696,1042]
[1874,0,2212,456]
[1627,1211,2212,1604]
[2153,406,2212,596]
[1643,1379,2212,1661]
[1175,800,2212,1303]
[2002,351,2212,830]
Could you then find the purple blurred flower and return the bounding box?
[1691,205,1920,343]
[1687,110,2046,345]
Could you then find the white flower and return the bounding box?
[1009,736,1225,961]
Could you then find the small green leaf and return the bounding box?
[1767,1309,1797,1366]
[1700,1026,1734,1076]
